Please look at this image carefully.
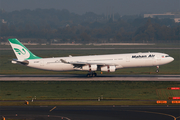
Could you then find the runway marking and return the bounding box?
[127,110,177,120]
[176,116,180,120]
[49,106,56,112]
[52,115,71,120]
[158,77,180,80]
[2,115,71,120]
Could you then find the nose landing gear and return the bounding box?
[156,66,159,73]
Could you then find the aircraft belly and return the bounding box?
[144,60,153,66]
[44,64,73,71]
[28,62,74,71]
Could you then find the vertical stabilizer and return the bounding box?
[8,38,41,61]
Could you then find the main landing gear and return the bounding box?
[86,72,97,77]
[156,66,159,73]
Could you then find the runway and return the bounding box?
[0,106,180,120]
[0,75,180,81]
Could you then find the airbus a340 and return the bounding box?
[9,38,174,77]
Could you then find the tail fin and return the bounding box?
[8,38,41,61]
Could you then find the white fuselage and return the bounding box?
[26,52,174,72]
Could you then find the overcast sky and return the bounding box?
[0,0,179,15]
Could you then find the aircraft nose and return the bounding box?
[170,57,174,62]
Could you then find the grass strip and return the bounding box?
[0,101,168,106]
[0,81,180,100]
[1,100,180,106]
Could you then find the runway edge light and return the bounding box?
[167,87,180,90]
[169,97,180,100]
[156,100,167,104]
[172,101,180,104]
[172,97,180,100]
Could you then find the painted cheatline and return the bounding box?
[8,38,174,77]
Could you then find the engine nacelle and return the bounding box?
[82,64,97,71]
[101,66,116,72]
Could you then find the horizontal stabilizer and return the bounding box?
[12,59,29,65]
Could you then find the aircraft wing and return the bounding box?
[60,59,117,66]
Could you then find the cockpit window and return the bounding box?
[162,55,170,58]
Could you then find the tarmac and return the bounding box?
[0,74,180,81]
[0,106,180,120]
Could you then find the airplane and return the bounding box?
[8,38,174,77]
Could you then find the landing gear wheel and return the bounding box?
[156,66,159,73]
[87,74,91,77]
[93,73,97,77]
[86,72,97,77]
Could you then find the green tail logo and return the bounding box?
[9,38,41,60]
[14,48,26,55]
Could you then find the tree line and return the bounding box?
[0,9,180,43]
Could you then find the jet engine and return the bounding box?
[101,65,116,72]
[82,64,97,71]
